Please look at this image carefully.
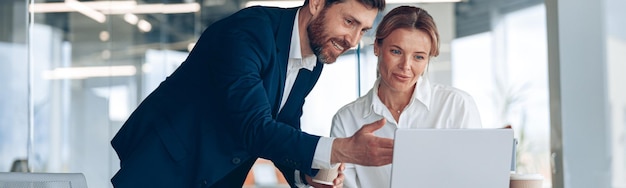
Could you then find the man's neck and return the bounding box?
[298,7,314,57]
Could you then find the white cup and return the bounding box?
[312,165,340,185]
[510,173,544,188]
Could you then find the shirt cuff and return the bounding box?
[312,137,335,169]
[294,170,310,188]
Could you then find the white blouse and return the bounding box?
[330,77,482,188]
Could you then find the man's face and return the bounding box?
[307,0,378,64]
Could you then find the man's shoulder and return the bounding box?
[238,6,296,15]
[209,6,296,38]
[227,6,296,24]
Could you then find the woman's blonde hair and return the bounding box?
[375,6,440,57]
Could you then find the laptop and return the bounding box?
[390,128,514,188]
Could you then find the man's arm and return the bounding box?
[276,118,393,187]
[293,119,392,187]
[194,11,320,175]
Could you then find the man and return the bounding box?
[110,0,391,187]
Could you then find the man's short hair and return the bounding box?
[303,0,385,11]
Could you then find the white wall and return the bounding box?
[606,0,626,187]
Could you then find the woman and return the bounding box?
[330,6,482,188]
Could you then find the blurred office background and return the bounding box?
[0,0,624,187]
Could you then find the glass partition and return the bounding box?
[0,0,29,174]
[25,0,200,187]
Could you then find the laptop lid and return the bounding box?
[390,129,513,188]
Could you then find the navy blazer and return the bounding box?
[111,6,323,187]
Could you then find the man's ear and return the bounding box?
[307,0,324,16]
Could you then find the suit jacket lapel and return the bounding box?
[272,7,299,117]
[278,62,324,127]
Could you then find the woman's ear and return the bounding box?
[374,43,380,56]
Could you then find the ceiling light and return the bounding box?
[124,13,139,25]
[65,0,106,23]
[99,31,110,41]
[30,1,136,13]
[43,65,137,80]
[29,1,199,15]
[137,19,152,32]
[105,3,201,14]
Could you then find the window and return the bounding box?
[452,4,551,187]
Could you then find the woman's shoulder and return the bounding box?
[336,93,371,115]
[331,92,377,136]
[430,83,475,102]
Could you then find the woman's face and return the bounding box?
[375,28,431,93]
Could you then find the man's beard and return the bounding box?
[307,8,350,64]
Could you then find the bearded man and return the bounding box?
[111,0,391,187]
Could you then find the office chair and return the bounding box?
[0,172,88,188]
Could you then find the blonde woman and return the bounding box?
[330,6,482,188]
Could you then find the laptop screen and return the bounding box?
[390,129,514,188]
